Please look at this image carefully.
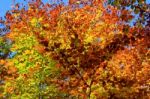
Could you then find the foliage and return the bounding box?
[108,0,150,26]
[0,37,11,59]
[0,0,150,98]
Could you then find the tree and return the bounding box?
[0,19,12,98]
[0,0,150,98]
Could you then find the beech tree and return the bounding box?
[0,0,149,98]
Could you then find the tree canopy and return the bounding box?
[0,0,150,98]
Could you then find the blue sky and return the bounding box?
[0,0,150,18]
[0,0,68,18]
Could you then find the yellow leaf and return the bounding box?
[24,50,31,54]
[0,60,6,65]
